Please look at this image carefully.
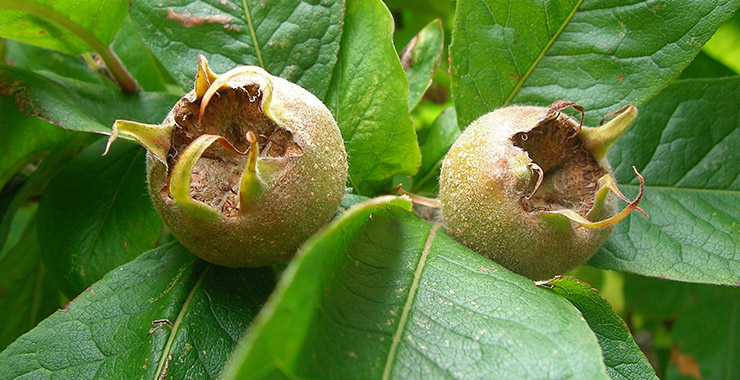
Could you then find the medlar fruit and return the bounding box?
[439,101,644,280]
[106,56,348,267]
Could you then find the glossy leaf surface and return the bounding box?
[325,0,421,195]
[37,139,161,297]
[0,242,275,380]
[223,197,609,380]
[547,277,658,380]
[590,77,740,285]
[0,96,69,189]
[450,0,740,127]
[130,0,343,98]
[0,66,179,134]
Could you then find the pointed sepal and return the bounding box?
[578,104,638,162]
[169,134,223,221]
[105,120,172,165]
[239,131,266,209]
[541,166,646,229]
[199,66,275,123]
[194,55,221,100]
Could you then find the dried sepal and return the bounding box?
[542,167,646,229]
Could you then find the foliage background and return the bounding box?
[0,0,738,379]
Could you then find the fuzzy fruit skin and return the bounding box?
[149,74,347,267]
[440,106,617,280]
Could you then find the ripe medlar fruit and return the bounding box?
[439,101,644,280]
[106,56,348,267]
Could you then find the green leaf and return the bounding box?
[3,40,101,84]
[588,77,740,285]
[326,0,421,195]
[0,208,60,351]
[546,277,658,380]
[0,242,275,380]
[0,0,127,55]
[666,293,740,380]
[130,0,343,98]
[401,19,444,111]
[411,106,459,196]
[449,0,740,128]
[111,16,168,92]
[222,196,609,380]
[0,65,180,134]
[0,134,90,257]
[0,96,69,190]
[37,138,162,297]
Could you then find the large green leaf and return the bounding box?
[326,0,421,195]
[401,19,444,111]
[0,209,60,351]
[546,277,658,380]
[0,65,179,134]
[588,77,740,285]
[0,96,69,190]
[222,197,609,380]
[0,242,275,379]
[130,0,343,98]
[450,0,740,128]
[0,0,127,55]
[37,139,162,297]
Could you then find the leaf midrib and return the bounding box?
[241,0,264,68]
[381,223,440,380]
[154,264,212,379]
[503,0,583,106]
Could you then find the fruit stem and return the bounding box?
[0,0,138,93]
[239,131,266,209]
[105,120,172,165]
[396,185,441,208]
[578,105,637,162]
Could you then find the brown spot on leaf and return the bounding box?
[508,72,522,80]
[399,35,419,72]
[166,8,233,28]
[671,346,704,379]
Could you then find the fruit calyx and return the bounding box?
[511,100,645,229]
[105,55,298,218]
